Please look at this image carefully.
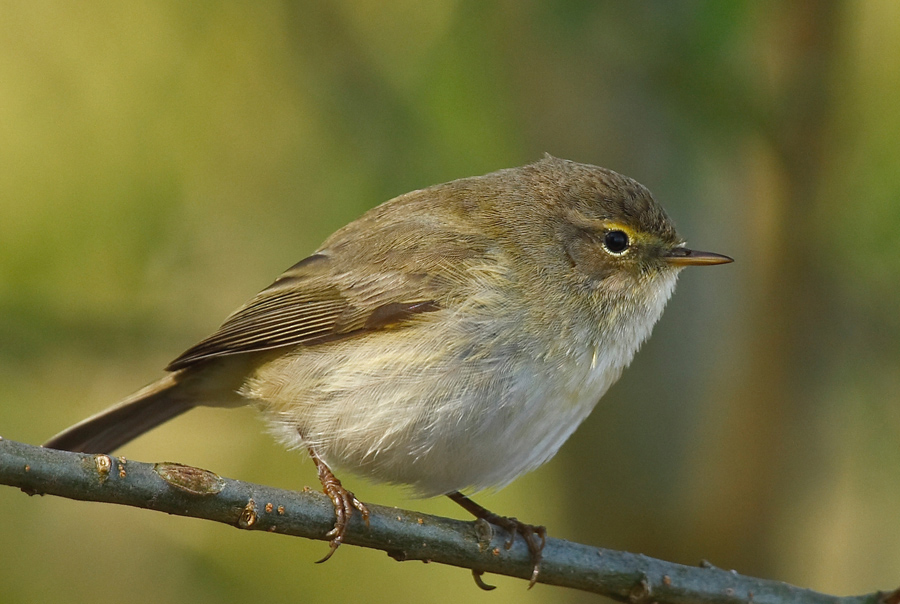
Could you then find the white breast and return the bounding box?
[247,270,680,497]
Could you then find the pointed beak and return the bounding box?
[664,247,733,267]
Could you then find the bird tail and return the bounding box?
[43,373,195,454]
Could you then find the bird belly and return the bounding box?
[243,312,626,497]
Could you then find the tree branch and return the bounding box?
[0,436,891,602]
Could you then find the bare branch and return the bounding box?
[0,437,889,602]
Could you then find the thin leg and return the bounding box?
[309,448,370,563]
[447,491,547,588]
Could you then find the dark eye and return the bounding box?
[603,230,629,254]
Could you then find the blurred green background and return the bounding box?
[2,1,900,602]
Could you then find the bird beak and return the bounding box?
[663,247,733,266]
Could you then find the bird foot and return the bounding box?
[489,515,546,588]
[309,449,370,563]
[447,491,547,588]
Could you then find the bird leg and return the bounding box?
[446,490,547,588]
[309,448,370,563]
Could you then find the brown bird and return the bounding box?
[46,155,732,585]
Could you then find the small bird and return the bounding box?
[45,156,731,585]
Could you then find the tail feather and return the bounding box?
[44,373,194,454]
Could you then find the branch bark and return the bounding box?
[0,436,890,602]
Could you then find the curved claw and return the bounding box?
[472,570,497,591]
[524,525,547,589]
[315,541,340,564]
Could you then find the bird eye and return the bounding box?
[603,230,629,254]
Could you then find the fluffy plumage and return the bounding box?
[46,156,714,497]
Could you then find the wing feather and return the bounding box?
[166,217,499,371]
[166,256,441,371]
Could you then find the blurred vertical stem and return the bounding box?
[700,0,841,573]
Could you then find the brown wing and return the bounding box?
[166,253,441,371]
